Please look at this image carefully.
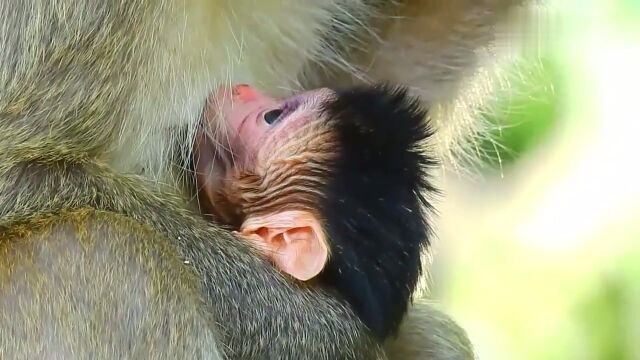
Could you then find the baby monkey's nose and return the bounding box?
[232,84,258,101]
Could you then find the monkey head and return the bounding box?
[194,83,437,340]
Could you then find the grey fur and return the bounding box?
[0,0,529,359]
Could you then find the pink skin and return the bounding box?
[212,84,280,161]
[193,84,335,280]
[196,84,333,188]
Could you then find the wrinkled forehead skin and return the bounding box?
[229,116,341,221]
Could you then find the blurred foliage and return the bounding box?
[616,0,640,29]
[578,277,631,360]
[479,58,561,168]
[575,243,640,360]
[436,1,640,359]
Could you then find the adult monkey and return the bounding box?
[0,0,528,359]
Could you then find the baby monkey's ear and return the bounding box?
[239,211,329,281]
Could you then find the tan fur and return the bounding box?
[0,210,222,358]
[303,0,530,170]
[385,299,476,360]
[0,0,531,358]
[0,159,385,359]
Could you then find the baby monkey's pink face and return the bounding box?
[207,84,334,170]
[194,85,332,210]
[194,84,338,281]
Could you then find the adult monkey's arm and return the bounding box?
[0,159,386,359]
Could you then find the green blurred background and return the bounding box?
[432,1,640,359]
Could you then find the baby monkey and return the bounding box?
[193,83,436,341]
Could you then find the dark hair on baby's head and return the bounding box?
[318,83,438,340]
